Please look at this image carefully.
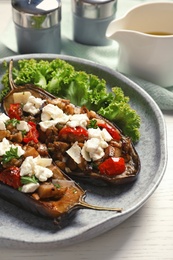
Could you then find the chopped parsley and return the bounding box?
[6,118,20,127]
[21,175,39,185]
[21,130,27,136]
[87,119,98,129]
[2,147,20,164]
[54,183,61,189]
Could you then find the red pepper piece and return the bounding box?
[97,122,121,141]
[0,166,21,189]
[98,157,125,176]
[23,121,39,144]
[8,103,23,120]
[58,126,88,142]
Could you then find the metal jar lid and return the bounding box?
[12,0,61,29]
[72,0,117,19]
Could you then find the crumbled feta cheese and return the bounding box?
[0,138,25,157]
[101,128,112,142]
[20,156,35,176]
[84,138,100,152]
[29,95,45,108]
[23,95,45,115]
[0,113,10,130]
[23,102,38,115]
[0,138,10,156]
[81,137,108,161]
[34,165,53,182]
[91,147,105,161]
[0,113,10,122]
[20,155,53,182]
[40,104,69,131]
[40,105,88,131]
[39,114,70,131]
[21,182,40,193]
[39,120,57,132]
[66,141,82,164]
[17,121,30,132]
[0,121,6,131]
[41,104,64,121]
[67,113,89,128]
[88,128,102,139]
[88,128,112,142]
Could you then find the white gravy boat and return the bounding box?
[106,2,173,87]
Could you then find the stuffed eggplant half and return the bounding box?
[3,89,140,185]
[0,59,140,224]
[0,113,123,225]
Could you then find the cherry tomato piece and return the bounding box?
[98,157,125,176]
[8,103,23,120]
[23,121,39,144]
[58,126,88,142]
[0,166,21,189]
[97,122,121,141]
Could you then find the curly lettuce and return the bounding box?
[1,58,140,142]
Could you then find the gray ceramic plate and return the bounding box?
[0,54,167,249]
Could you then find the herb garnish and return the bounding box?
[87,119,98,129]
[6,118,20,127]
[54,183,61,189]
[2,147,20,163]
[21,130,27,136]
[21,175,39,185]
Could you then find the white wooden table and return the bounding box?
[0,1,173,259]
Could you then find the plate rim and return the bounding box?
[0,54,168,248]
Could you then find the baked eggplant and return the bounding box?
[0,118,122,226]
[0,59,125,225]
[0,59,141,224]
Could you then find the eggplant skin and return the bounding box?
[0,182,79,228]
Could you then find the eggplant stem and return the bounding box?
[78,201,122,212]
[9,59,16,91]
